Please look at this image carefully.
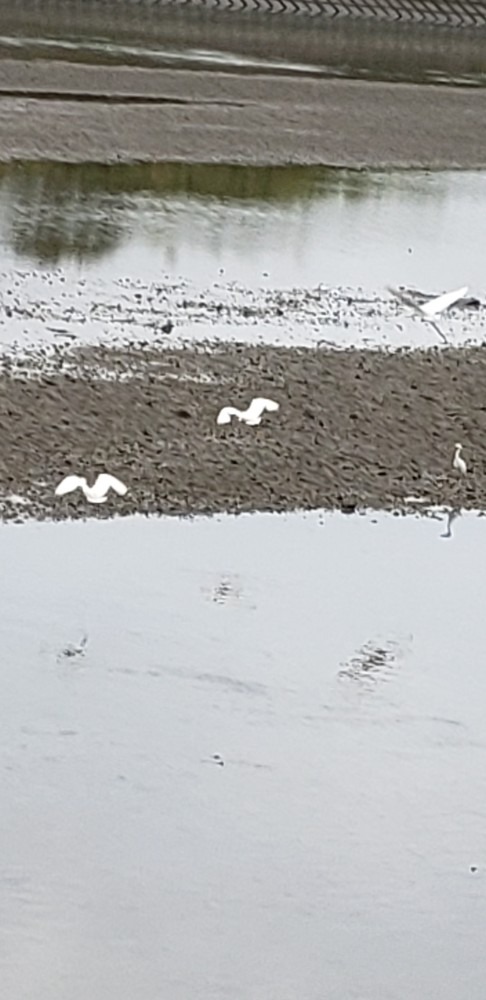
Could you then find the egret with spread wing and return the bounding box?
[217,397,279,426]
[55,473,128,504]
[388,285,468,343]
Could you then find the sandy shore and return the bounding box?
[1,341,485,522]
[0,61,485,168]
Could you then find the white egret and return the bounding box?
[217,397,279,426]
[55,473,128,504]
[452,443,467,476]
[388,285,468,343]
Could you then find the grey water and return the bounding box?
[0,162,484,289]
[1,509,486,999]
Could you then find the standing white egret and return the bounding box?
[388,285,468,343]
[452,443,467,476]
[55,473,128,504]
[217,397,279,426]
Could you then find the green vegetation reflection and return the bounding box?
[0,159,448,266]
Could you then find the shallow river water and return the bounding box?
[0,162,483,291]
[2,509,486,999]
[0,162,485,350]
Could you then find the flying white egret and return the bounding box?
[55,473,128,504]
[452,443,467,476]
[216,397,279,426]
[388,285,468,343]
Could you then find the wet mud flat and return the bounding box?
[1,267,485,350]
[2,340,486,522]
[0,62,485,167]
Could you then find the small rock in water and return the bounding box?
[339,498,357,514]
[60,635,88,659]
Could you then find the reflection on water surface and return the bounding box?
[0,161,484,296]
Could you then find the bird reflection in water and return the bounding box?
[441,508,461,539]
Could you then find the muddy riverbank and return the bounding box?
[1,1,485,87]
[0,62,485,167]
[1,340,485,521]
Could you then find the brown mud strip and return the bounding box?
[0,341,485,522]
[0,62,485,168]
